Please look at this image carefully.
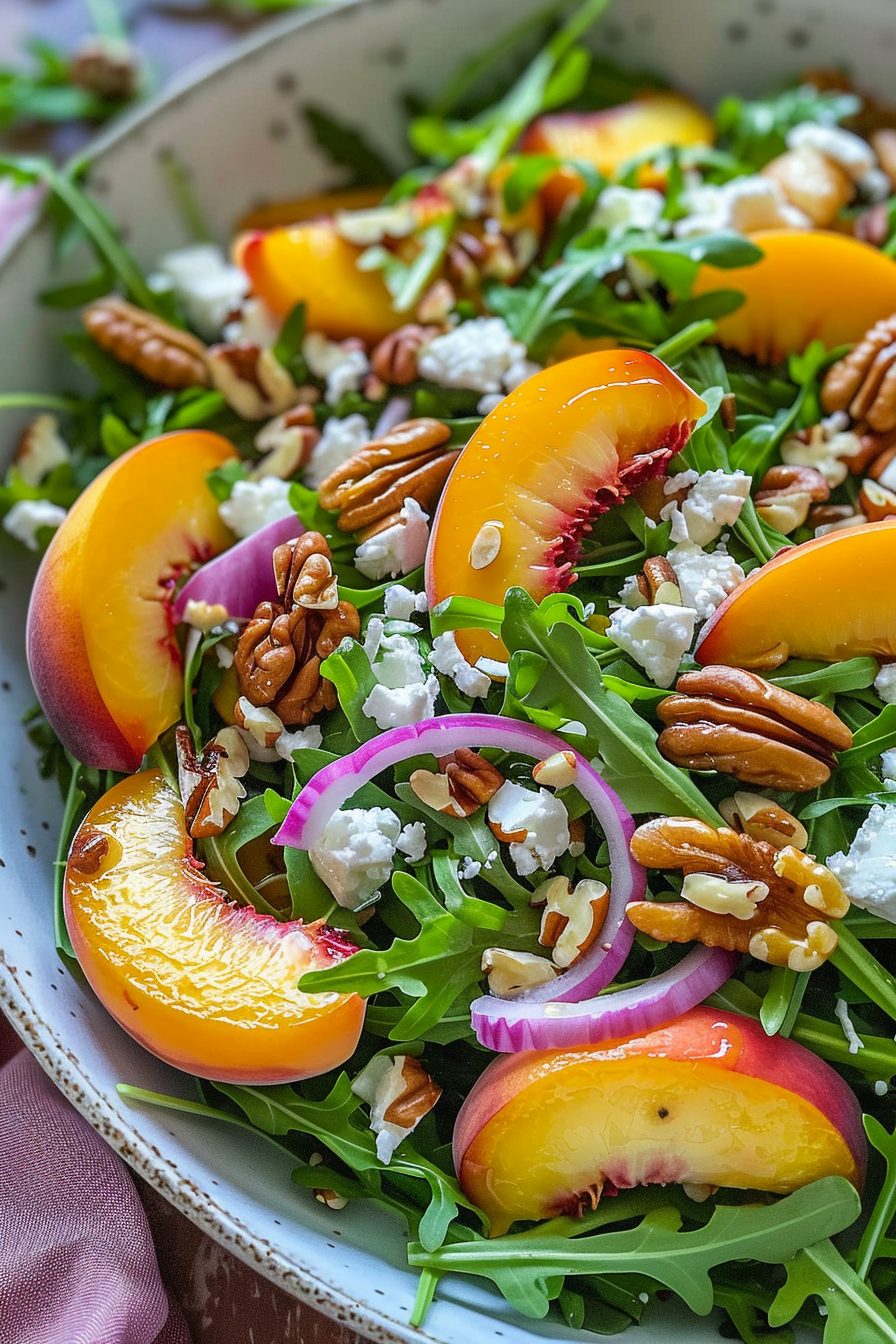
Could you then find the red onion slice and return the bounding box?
[273,713,644,1003]
[471,946,739,1052]
[373,396,413,438]
[174,513,303,623]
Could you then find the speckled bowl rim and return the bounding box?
[0,5,469,1341]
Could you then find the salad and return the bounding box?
[7,0,896,1337]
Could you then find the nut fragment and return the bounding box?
[84,295,209,389]
[636,555,682,605]
[718,792,809,851]
[207,342,303,420]
[439,748,505,815]
[536,876,610,967]
[175,724,250,839]
[381,1055,443,1129]
[252,406,320,480]
[657,666,852,791]
[680,872,769,921]
[754,464,830,534]
[821,314,896,433]
[351,1054,441,1164]
[371,325,440,385]
[318,418,458,534]
[68,828,110,876]
[859,478,896,520]
[762,144,855,227]
[470,522,503,570]
[14,414,71,487]
[182,599,229,633]
[234,697,283,749]
[532,751,578,790]
[627,816,848,970]
[872,129,896,190]
[481,947,559,998]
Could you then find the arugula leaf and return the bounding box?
[271,302,308,383]
[769,658,879,698]
[320,638,379,744]
[410,1178,860,1321]
[856,1117,896,1280]
[839,707,896,768]
[303,105,395,187]
[715,85,861,170]
[769,1238,896,1343]
[627,232,763,299]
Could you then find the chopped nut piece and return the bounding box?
[481,947,559,998]
[821,313,896,432]
[234,696,283,749]
[252,406,319,480]
[409,769,460,816]
[536,876,610,967]
[318,418,458,534]
[762,144,855,227]
[754,463,830,533]
[439,748,505,814]
[657,665,852,791]
[68,34,140,100]
[470,521,503,570]
[720,393,738,434]
[207,342,303,420]
[532,751,578,790]
[84,295,209,389]
[628,816,849,970]
[351,1054,441,1164]
[859,478,896,520]
[314,1188,348,1211]
[14,414,71,487]
[176,724,250,839]
[416,279,456,326]
[681,872,769,921]
[636,555,682,605]
[718,792,809,851]
[371,324,440,385]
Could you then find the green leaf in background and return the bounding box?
[770,1237,896,1343]
[627,231,763,298]
[715,85,861,170]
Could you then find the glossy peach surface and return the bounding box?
[64,770,364,1083]
[691,230,896,364]
[425,349,705,664]
[696,521,896,668]
[27,431,236,773]
[454,1008,864,1235]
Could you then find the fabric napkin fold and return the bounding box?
[0,1037,191,1344]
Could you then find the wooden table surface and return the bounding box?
[0,5,368,1343]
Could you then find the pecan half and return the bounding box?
[234,533,360,726]
[821,314,896,432]
[627,816,849,971]
[317,418,460,534]
[207,342,303,420]
[657,666,853,791]
[754,463,830,533]
[371,325,440,385]
[84,295,209,389]
[409,748,504,818]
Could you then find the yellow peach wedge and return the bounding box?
[65,770,365,1083]
[425,349,705,665]
[696,520,896,669]
[27,430,237,773]
[691,230,896,365]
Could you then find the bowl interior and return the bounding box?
[3,1,895,1340]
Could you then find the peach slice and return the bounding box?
[454,1007,865,1235]
[690,230,896,365]
[65,769,364,1083]
[696,521,896,669]
[27,431,237,773]
[425,349,705,665]
[521,93,715,214]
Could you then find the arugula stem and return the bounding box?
[410,1268,442,1326]
[760,966,809,1038]
[856,1130,896,1281]
[831,924,896,1023]
[0,393,79,413]
[651,319,717,366]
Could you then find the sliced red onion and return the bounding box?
[174,513,303,623]
[471,946,739,1052]
[273,713,644,1003]
[373,396,413,438]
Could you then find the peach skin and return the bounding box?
[691,230,896,365]
[696,521,896,669]
[425,349,705,665]
[453,1007,865,1235]
[521,93,715,213]
[27,430,237,773]
[64,769,365,1083]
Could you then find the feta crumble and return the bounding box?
[487,781,570,877]
[304,413,370,490]
[828,805,896,923]
[675,176,811,237]
[310,806,402,909]
[592,185,666,238]
[396,821,427,862]
[383,584,428,620]
[429,631,491,699]
[275,724,323,761]
[661,470,751,547]
[876,664,896,706]
[3,499,67,550]
[218,478,295,538]
[786,122,877,184]
[667,542,745,621]
[418,317,528,394]
[607,602,697,688]
[155,243,248,340]
[459,856,482,881]
[354,497,430,581]
[303,332,370,407]
[361,618,440,730]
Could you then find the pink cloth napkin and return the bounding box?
[0,1046,192,1344]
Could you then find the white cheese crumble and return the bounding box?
[592,185,666,238]
[617,572,648,610]
[310,806,401,909]
[383,584,428,620]
[304,332,370,407]
[834,998,864,1055]
[875,1080,889,1096]
[667,541,746,621]
[429,631,491,699]
[361,617,440,730]
[607,602,697,688]
[396,821,427,862]
[881,750,896,790]
[487,781,570,877]
[828,806,896,923]
[3,499,67,550]
[222,296,281,349]
[661,470,751,547]
[155,243,248,341]
[459,856,482,881]
[354,497,430,581]
[418,317,528,394]
[304,413,370,490]
[675,175,811,237]
[876,665,896,706]
[15,414,71,486]
[786,122,877,183]
[218,478,295,538]
[275,724,323,761]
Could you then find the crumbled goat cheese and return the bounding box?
[351,1055,437,1164]
[592,185,666,238]
[459,856,482,881]
[310,806,402,909]
[661,470,751,547]
[829,806,896,923]
[429,631,492,699]
[3,499,67,550]
[667,542,746,621]
[675,175,811,237]
[488,781,570,877]
[418,317,528,394]
[354,497,430,580]
[383,584,428,620]
[155,243,248,340]
[275,724,323,760]
[617,572,648,610]
[304,413,370,490]
[607,603,697,688]
[15,414,71,486]
[876,665,896,705]
[665,469,699,495]
[786,122,877,183]
[303,332,369,407]
[218,478,295,538]
[396,821,427,862]
[875,1080,889,1096]
[881,750,896,789]
[361,618,440,730]
[834,998,864,1055]
[222,296,281,348]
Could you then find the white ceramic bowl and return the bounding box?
[3,2,896,1340]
